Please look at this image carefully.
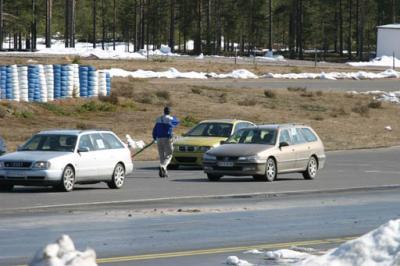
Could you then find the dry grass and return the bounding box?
[1,76,400,161]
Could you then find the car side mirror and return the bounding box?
[279,142,289,148]
[78,147,90,153]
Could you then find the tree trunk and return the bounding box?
[348,0,352,60]
[102,0,105,50]
[268,0,272,51]
[194,0,202,54]
[93,0,96,48]
[206,0,211,54]
[339,0,343,56]
[216,0,222,54]
[297,0,303,59]
[45,0,52,48]
[393,0,397,23]
[289,0,296,59]
[0,0,3,51]
[169,0,175,52]
[113,0,116,50]
[357,0,364,61]
[32,0,37,51]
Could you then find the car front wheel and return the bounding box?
[265,157,277,182]
[108,163,125,189]
[207,173,222,181]
[57,165,75,192]
[303,156,318,180]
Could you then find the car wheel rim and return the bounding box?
[114,165,125,187]
[63,168,74,191]
[266,159,275,180]
[309,158,317,177]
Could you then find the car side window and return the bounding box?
[300,128,318,142]
[78,135,94,151]
[289,128,306,145]
[102,133,124,149]
[91,133,111,150]
[279,129,292,145]
[234,123,254,134]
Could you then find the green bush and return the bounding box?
[368,100,382,109]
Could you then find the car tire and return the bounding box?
[303,156,318,180]
[167,164,179,170]
[108,163,125,189]
[0,184,14,191]
[207,173,222,181]
[57,165,75,192]
[264,157,277,182]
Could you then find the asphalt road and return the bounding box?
[1,146,400,212]
[151,78,400,92]
[1,188,400,266]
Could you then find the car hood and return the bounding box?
[0,151,73,161]
[174,136,227,147]
[208,144,274,157]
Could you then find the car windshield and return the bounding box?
[226,128,277,145]
[186,123,233,137]
[20,134,77,152]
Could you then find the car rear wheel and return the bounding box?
[303,156,318,180]
[57,166,75,192]
[265,157,277,182]
[207,173,222,181]
[0,184,14,191]
[108,163,125,189]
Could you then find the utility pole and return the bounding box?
[45,0,52,48]
[93,0,96,48]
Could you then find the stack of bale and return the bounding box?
[0,64,111,102]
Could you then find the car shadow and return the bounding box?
[3,186,109,193]
[172,177,305,183]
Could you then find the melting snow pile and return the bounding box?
[264,69,400,80]
[107,67,400,80]
[225,256,253,266]
[298,219,400,266]
[348,56,400,67]
[29,235,97,266]
[347,90,400,104]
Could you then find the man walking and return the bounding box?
[152,106,179,177]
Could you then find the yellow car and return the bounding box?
[170,119,255,169]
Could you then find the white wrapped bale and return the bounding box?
[10,65,20,102]
[72,64,80,97]
[98,71,107,96]
[18,66,29,102]
[38,65,48,103]
[44,65,54,101]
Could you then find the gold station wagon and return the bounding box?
[169,119,255,169]
[203,124,326,181]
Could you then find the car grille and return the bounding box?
[214,166,242,171]
[4,161,32,168]
[216,156,238,161]
[175,157,197,163]
[178,146,196,152]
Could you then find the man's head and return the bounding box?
[164,106,171,115]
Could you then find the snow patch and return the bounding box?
[347,90,400,104]
[299,219,400,266]
[243,249,264,255]
[265,249,310,261]
[348,56,400,67]
[29,235,97,266]
[225,256,253,266]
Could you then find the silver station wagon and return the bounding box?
[203,124,326,181]
[0,130,133,192]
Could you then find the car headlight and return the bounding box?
[33,161,51,169]
[238,155,260,162]
[198,146,211,152]
[203,153,217,161]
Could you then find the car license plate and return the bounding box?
[217,161,234,167]
[6,171,26,178]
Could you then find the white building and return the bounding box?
[377,24,400,58]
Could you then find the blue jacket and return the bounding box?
[152,115,180,140]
